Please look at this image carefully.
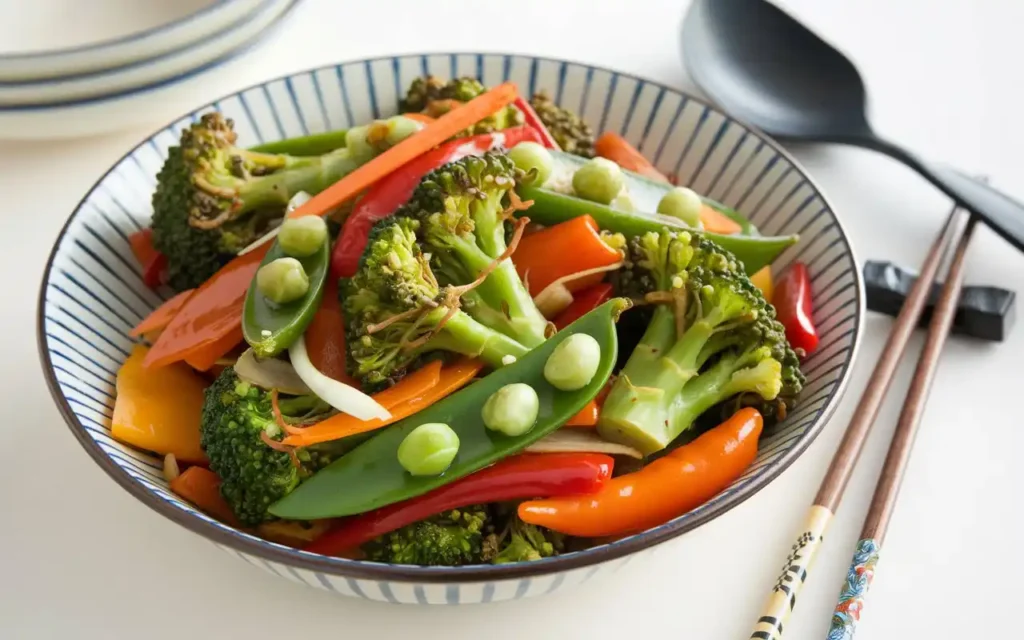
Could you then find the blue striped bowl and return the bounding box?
[37,53,863,604]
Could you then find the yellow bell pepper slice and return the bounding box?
[112,345,207,464]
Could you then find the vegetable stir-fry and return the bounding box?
[116,76,818,566]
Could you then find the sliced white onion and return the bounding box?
[288,334,390,422]
[234,349,312,395]
[237,191,312,256]
[162,453,180,483]
[533,262,624,319]
[525,429,643,459]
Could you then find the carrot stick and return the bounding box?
[700,205,743,235]
[304,280,357,385]
[369,360,442,410]
[513,215,623,296]
[170,467,238,526]
[129,289,194,338]
[282,359,483,447]
[594,132,670,183]
[289,83,519,220]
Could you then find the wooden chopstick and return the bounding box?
[749,202,970,640]
[825,211,977,638]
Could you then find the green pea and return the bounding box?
[384,115,424,147]
[278,216,328,258]
[657,186,703,227]
[482,383,540,436]
[572,157,625,205]
[544,333,602,391]
[397,423,460,476]
[256,257,309,304]
[508,141,554,185]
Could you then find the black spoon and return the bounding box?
[682,0,1024,253]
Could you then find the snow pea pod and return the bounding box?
[269,299,628,520]
[242,237,329,358]
[516,184,798,275]
[547,150,761,235]
[249,129,349,156]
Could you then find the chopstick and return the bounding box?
[825,210,977,638]
[749,201,972,640]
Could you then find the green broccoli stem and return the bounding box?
[425,307,530,369]
[597,306,717,455]
[235,149,361,214]
[442,236,549,348]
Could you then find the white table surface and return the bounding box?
[3,1,1023,638]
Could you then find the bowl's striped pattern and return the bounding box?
[38,53,862,604]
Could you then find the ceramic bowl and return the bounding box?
[0,0,265,82]
[38,53,863,604]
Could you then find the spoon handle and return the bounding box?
[864,136,1024,253]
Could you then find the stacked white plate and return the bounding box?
[0,0,298,139]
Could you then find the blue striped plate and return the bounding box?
[37,53,863,604]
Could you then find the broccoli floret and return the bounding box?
[362,507,493,566]
[529,91,596,158]
[343,216,529,390]
[598,231,805,454]
[493,515,565,564]
[400,76,523,136]
[151,112,363,291]
[199,367,332,526]
[405,152,550,348]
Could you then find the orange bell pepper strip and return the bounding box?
[513,215,623,296]
[564,400,599,427]
[129,289,194,339]
[289,83,519,221]
[304,279,357,385]
[594,132,670,183]
[170,466,238,526]
[366,360,442,410]
[183,325,242,372]
[519,408,763,536]
[281,359,482,447]
[143,243,270,368]
[112,345,207,464]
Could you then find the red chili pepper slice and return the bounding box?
[773,262,819,354]
[330,125,545,279]
[512,97,560,150]
[304,452,614,556]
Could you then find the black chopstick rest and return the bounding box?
[862,261,1016,342]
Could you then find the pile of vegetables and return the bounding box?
[115,76,819,566]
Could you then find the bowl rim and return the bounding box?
[0,0,255,62]
[37,51,864,584]
[0,0,299,112]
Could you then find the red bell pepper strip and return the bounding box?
[331,125,546,279]
[512,97,560,150]
[128,228,167,288]
[303,453,614,556]
[142,253,167,289]
[773,262,819,354]
[554,283,614,330]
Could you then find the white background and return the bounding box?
[2,0,1023,638]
